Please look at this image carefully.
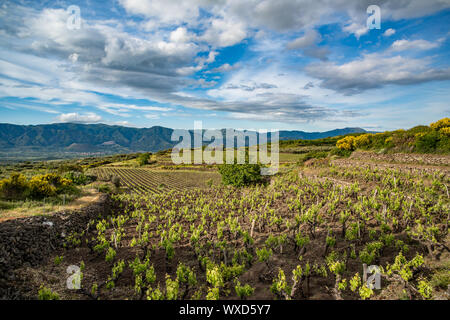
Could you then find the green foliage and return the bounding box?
[417,280,433,299]
[415,131,440,153]
[333,117,450,154]
[206,287,220,300]
[38,285,60,300]
[64,171,94,185]
[138,153,151,166]
[386,252,424,282]
[270,268,290,299]
[218,163,263,187]
[206,265,224,288]
[336,136,356,151]
[0,172,76,200]
[359,285,374,300]
[359,241,383,265]
[111,175,121,188]
[54,255,64,266]
[256,246,273,263]
[235,281,254,300]
[165,275,179,300]
[0,173,29,200]
[329,147,352,158]
[298,150,328,164]
[176,263,197,287]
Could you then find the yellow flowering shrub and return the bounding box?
[29,176,57,198]
[0,173,29,200]
[439,127,450,137]
[336,136,356,151]
[430,118,450,130]
[354,134,372,148]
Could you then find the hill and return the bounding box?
[0,123,368,160]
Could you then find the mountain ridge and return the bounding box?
[0,123,369,158]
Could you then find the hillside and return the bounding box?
[0,123,367,160]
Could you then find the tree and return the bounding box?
[111,175,121,188]
[218,163,263,187]
[138,153,151,166]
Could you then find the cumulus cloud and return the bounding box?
[391,39,440,51]
[342,22,369,39]
[0,0,449,126]
[55,112,102,123]
[306,53,450,95]
[287,29,329,60]
[199,17,247,47]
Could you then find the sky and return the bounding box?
[0,0,449,131]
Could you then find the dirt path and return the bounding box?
[0,189,102,223]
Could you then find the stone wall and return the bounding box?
[0,194,111,299]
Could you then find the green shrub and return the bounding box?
[28,177,57,199]
[64,171,93,185]
[111,175,121,188]
[329,147,352,158]
[38,286,60,300]
[415,131,440,153]
[98,184,112,193]
[138,153,151,166]
[0,173,77,200]
[299,151,328,164]
[218,163,263,187]
[0,173,29,200]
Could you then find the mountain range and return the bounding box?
[0,123,368,160]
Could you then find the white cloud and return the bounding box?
[144,114,160,119]
[208,63,240,73]
[200,17,247,47]
[287,30,320,49]
[391,39,440,51]
[343,22,368,39]
[56,112,102,123]
[306,53,450,94]
[383,28,396,37]
[287,29,329,60]
[119,0,204,25]
[170,27,192,43]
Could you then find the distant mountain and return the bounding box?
[278,127,367,140]
[0,123,368,160]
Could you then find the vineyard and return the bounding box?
[14,153,449,301]
[92,167,221,194]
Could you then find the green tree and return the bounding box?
[138,153,151,166]
[218,163,263,187]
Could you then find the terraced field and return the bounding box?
[93,167,221,194]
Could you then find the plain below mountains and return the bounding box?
[0,123,368,160]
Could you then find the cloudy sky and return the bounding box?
[0,0,449,131]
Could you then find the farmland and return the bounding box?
[2,120,450,301]
[92,167,221,195]
[9,151,449,301]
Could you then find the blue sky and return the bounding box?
[0,0,449,131]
